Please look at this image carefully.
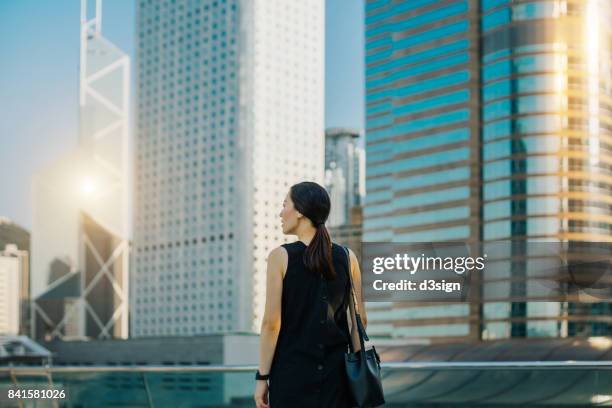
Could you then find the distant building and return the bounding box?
[325,128,365,227]
[0,245,29,335]
[42,333,258,366]
[0,218,30,336]
[325,128,365,266]
[31,0,130,341]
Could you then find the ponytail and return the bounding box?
[303,223,336,280]
[289,181,335,280]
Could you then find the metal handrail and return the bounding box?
[1,361,612,374]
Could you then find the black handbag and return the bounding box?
[342,246,385,408]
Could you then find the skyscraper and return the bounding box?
[364,0,611,342]
[132,0,324,336]
[31,0,130,341]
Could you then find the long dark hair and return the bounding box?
[290,181,336,280]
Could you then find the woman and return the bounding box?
[253,181,367,408]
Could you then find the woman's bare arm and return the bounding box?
[258,246,287,375]
[348,248,366,352]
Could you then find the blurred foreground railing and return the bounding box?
[2,360,612,373]
[1,361,611,407]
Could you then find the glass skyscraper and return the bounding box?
[132,0,324,336]
[364,0,611,342]
[31,0,131,341]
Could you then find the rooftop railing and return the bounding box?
[1,361,611,407]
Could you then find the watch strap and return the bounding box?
[255,370,270,380]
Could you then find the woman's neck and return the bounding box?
[297,228,316,246]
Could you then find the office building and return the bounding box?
[364,0,611,342]
[31,0,130,341]
[132,0,325,336]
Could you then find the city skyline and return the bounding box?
[0,2,609,406]
[0,0,364,231]
[2,0,609,344]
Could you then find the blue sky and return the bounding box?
[0,0,364,230]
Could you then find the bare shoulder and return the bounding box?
[267,246,289,278]
[267,246,288,264]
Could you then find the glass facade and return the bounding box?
[365,0,611,341]
[480,0,612,340]
[365,0,479,341]
[31,2,131,341]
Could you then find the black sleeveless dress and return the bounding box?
[268,241,355,408]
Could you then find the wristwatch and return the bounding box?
[255,370,270,380]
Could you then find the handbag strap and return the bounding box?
[342,246,369,355]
